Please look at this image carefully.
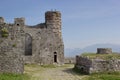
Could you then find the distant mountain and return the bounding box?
[65,44,120,57]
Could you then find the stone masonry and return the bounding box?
[97,48,112,54]
[75,55,120,74]
[0,11,64,74]
[0,51,24,74]
[0,21,25,74]
[24,11,64,65]
[75,48,119,74]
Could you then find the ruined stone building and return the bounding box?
[75,48,120,74]
[0,11,64,68]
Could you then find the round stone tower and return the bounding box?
[97,48,112,54]
[45,11,64,65]
[0,17,4,23]
[45,11,62,37]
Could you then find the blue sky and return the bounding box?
[0,0,120,49]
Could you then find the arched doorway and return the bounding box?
[25,33,32,56]
[54,52,57,63]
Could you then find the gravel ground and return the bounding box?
[25,64,87,80]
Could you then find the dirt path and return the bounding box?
[25,64,87,80]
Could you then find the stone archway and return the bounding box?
[25,33,32,56]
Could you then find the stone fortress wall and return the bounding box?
[0,17,25,74]
[75,48,120,74]
[0,11,64,74]
[75,56,120,74]
[24,11,64,65]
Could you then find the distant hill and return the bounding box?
[65,44,120,57]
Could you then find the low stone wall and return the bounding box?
[91,59,120,73]
[75,56,120,74]
[0,51,24,74]
[75,56,92,74]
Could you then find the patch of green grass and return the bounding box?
[41,64,57,68]
[81,53,120,60]
[83,72,120,80]
[0,73,29,80]
[25,64,39,67]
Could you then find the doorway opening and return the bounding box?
[54,52,57,63]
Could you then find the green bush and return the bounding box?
[2,34,9,37]
[12,44,17,47]
[1,27,9,38]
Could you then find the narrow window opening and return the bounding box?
[17,24,19,26]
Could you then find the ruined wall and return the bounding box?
[97,48,112,54]
[91,59,120,73]
[0,18,25,74]
[45,11,64,64]
[23,11,64,65]
[75,56,92,74]
[75,56,120,74]
[0,11,64,73]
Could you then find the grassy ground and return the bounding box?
[73,64,120,80]
[0,64,120,80]
[0,73,29,80]
[81,53,120,60]
[24,64,87,80]
[83,72,120,80]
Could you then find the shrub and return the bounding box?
[12,44,17,47]
[1,27,9,38]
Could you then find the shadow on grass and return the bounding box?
[62,66,88,76]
